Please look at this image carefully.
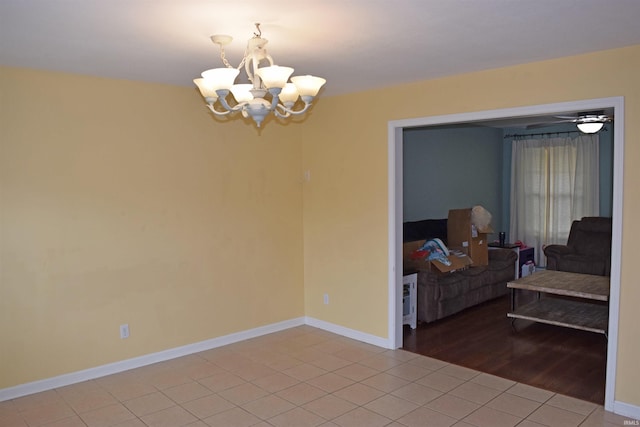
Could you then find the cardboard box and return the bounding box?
[447,208,489,266]
[427,253,473,273]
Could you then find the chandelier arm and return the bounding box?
[274,104,291,119]
[206,103,233,116]
[267,88,282,110]
[274,101,313,118]
[215,90,247,113]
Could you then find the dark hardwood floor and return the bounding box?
[402,295,607,404]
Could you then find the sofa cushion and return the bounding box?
[555,254,607,276]
[434,274,469,300]
[459,266,489,291]
[486,248,518,271]
[571,228,611,257]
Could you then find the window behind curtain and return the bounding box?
[509,134,600,266]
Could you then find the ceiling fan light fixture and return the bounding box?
[577,122,604,134]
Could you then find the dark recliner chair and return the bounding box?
[543,217,612,276]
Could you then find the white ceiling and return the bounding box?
[2,0,640,99]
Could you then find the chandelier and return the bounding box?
[194,23,326,128]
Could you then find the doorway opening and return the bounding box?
[387,97,624,411]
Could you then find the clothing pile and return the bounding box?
[411,238,451,266]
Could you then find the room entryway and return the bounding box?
[388,97,624,411]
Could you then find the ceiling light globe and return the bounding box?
[577,122,604,134]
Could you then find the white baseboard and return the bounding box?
[613,400,640,421]
[304,316,393,349]
[0,317,305,402]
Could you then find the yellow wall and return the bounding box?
[0,67,305,388]
[302,45,640,406]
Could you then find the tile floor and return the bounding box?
[0,325,637,427]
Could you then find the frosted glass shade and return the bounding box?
[201,67,240,90]
[229,84,254,103]
[291,75,326,97]
[193,78,218,99]
[279,83,300,104]
[577,122,604,134]
[255,66,294,89]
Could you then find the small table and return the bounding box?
[507,270,610,336]
[488,243,535,278]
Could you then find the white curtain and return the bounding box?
[509,134,600,266]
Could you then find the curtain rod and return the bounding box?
[504,129,608,139]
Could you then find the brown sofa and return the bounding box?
[403,219,518,323]
[543,216,612,276]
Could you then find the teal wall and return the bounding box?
[403,124,504,240]
[403,123,613,244]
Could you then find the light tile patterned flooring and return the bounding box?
[0,326,637,427]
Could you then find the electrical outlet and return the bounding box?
[323,294,329,305]
[120,324,130,339]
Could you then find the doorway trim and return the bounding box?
[387,97,624,412]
